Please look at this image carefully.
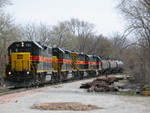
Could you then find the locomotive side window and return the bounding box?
[16,44,20,47]
[26,43,32,47]
[14,47,31,53]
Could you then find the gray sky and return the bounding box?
[4,0,125,37]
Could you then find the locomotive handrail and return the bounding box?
[13,61,16,70]
[30,61,37,77]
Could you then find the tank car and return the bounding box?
[115,60,124,73]
[101,59,110,74]
[108,60,118,74]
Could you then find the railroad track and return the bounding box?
[0,87,27,96]
[0,78,91,96]
[0,74,127,96]
[0,76,90,96]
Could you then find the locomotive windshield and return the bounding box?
[15,47,31,52]
[8,42,40,56]
[9,47,32,55]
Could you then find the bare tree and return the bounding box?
[21,23,54,46]
[37,23,53,46]
[118,0,150,45]
[45,18,96,52]
[21,23,38,41]
[50,22,73,48]
[111,32,130,58]
[86,35,113,58]
[0,0,11,8]
[0,0,12,85]
[0,13,21,83]
[118,0,150,83]
[66,18,95,52]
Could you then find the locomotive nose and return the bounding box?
[11,53,31,71]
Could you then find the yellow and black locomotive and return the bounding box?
[4,41,123,87]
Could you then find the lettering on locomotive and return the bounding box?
[17,54,23,59]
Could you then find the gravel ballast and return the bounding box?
[0,78,150,113]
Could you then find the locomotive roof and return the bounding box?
[53,47,65,53]
[62,48,71,53]
[88,55,93,57]
[33,41,44,50]
[8,41,44,50]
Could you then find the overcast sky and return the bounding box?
[4,0,125,37]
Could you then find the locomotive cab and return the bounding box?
[5,41,43,87]
[6,42,33,77]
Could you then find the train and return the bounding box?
[4,41,124,87]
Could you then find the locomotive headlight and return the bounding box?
[21,42,24,47]
[27,71,30,74]
[8,72,11,75]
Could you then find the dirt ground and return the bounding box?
[31,102,102,111]
[0,76,150,113]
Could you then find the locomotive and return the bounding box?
[4,41,123,87]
